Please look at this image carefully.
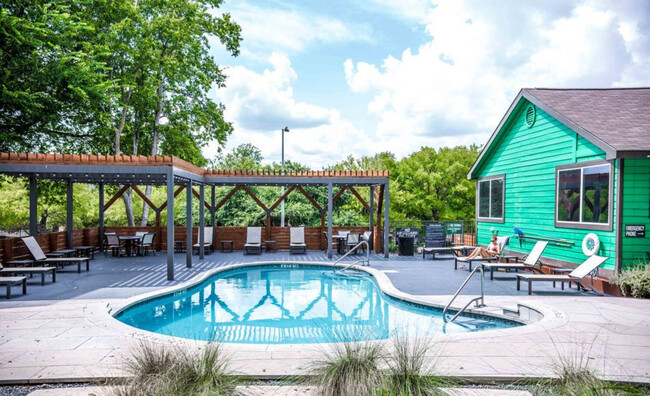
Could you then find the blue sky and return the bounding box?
[207,0,650,168]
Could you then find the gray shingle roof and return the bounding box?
[524,88,650,154]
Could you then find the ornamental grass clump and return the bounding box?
[611,260,650,298]
[381,335,446,396]
[110,341,240,396]
[308,340,385,396]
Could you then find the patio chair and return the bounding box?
[483,241,548,280]
[0,262,56,285]
[516,255,608,295]
[193,227,214,255]
[346,232,361,254]
[454,236,518,271]
[361,231,372,253]
[290,227,307,255]
[244,227,262,255]
[104,233,125,257]
[138,233,156,256]
[0,276,27,299]
[21,237,90,273]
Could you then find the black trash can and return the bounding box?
[398,236,414,256]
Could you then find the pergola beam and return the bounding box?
[103,184,131,211]
[348,186,369,210]
[130,185,160,212]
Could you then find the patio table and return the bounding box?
[120,236,142,257]
[74,246,94,260]
[220,240,233,253]
[47,249,76,258]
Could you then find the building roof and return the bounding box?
[469,87,650,179]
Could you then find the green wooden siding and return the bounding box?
[621,158,650,269]
[474,100,618,270]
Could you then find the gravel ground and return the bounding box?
[0,383,94,396]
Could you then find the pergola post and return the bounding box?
[369,186,374,251]
[383,182,389,258]
[166,171,175,281]
[186,179,193,268]
[66,179,73,249]
[199,184,205,259]
[99,183,104,252]
[29,177,37,237]
[327,183,333,259]
[210,185,216,247]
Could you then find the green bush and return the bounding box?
[611,260,650,298]
[389,242,398,253]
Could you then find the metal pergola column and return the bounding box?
[369,186,374,251]
[29,177,37,236]
[383,182,389,258]
[166,171,175,280]
[210,185,216,247]
[99,183,104,252]
[199,184,205,259]
[66,179,73,248]
[327,183,333,259]
[186,179,192,268]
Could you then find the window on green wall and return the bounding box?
[556,161,613,231]
[477,175,504,223]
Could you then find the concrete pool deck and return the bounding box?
[0,251,648,384]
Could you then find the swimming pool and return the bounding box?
[115,264,520,344]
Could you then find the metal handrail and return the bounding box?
[442,265,486,323]
[333,240,370,271]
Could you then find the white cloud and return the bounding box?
[227,2,373,56]
[344,0,650,154]
[210,53,373,168]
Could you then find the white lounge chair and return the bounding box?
[21,237,90,273]
[193,227,214,255]
[290,227,307,255]
[0,262,56,285]
[454,236,518,270]
[244,227,262,255]
[516,255,608,295]
[483,241,548,280]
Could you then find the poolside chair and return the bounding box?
[0,262,56,285]
[361,231,372,253]
[104,233,125,257]
[483,241,548,280]
[346,232,361,254]
[290,227,307,255]
[516,255,608,295]
[21,237,90,273]
[193,227,214,255]
[138,233,156,256]
[454,236,518,271]
[244,227,262,255]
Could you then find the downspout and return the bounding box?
[615,158,624,273]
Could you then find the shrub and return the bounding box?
[110,341,240,396]
[610,260,650,298]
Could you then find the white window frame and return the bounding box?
[555,160,613,231]
[476,174,505,223]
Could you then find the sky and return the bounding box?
[205,0,650,169]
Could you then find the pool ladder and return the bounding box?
[443,265,486,323]
[333,240,370,272]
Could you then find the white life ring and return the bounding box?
[582,233,600,256]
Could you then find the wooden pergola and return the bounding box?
[0,153,390,280]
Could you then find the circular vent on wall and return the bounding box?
[525,105,536,128]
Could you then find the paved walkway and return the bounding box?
[0,252,648,385]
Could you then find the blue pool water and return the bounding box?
[116,264,520,344]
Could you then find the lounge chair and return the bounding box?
[454,236,518,270]
[0,276,26,299]
[290,227,307,255]
[244,227,262,255]
[516,255,608,295]
[483,241,548,280]
[361,231,372,253]
[0,262,56,285]
[21,237,90,273]
[345,232,361,254]
[193,227,214,255]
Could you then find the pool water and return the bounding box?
[115,264,519,344]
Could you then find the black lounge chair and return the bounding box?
[22,237,90,273]
[0,262,56,285]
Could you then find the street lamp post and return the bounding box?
[281,126,289,227]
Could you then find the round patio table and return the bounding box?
[120,236,142,257]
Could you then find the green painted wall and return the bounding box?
[474,99,618,270]
[621,158,650,269]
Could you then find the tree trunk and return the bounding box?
[114,92,135,226]
[140,81,164,226]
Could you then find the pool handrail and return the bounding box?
[334,240,370,271]
[443,264,486,323]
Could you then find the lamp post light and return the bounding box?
[281,126,290,227]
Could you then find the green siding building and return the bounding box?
[469,88,650,274]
